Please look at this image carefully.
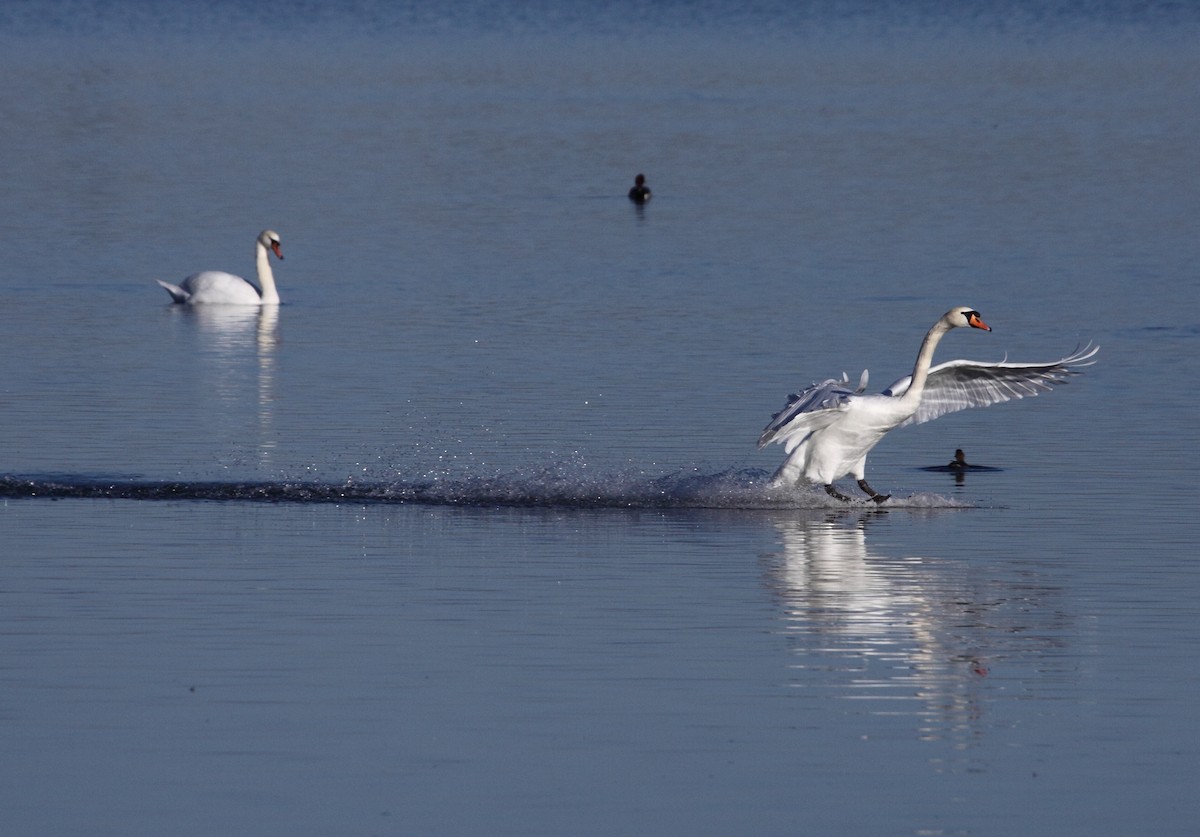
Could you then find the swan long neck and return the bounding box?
[255,239,280,305]
[900,320,951,403]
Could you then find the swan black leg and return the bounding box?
[824,484,852,502]
[857,479,890,504]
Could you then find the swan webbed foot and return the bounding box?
[857,479,890,504]
[824,484,852,502]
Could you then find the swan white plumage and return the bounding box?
[758,307,1099,502]
[156,230,283,305]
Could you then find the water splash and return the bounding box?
[1,469,972,510]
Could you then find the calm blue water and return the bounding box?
[2,2,1199,835]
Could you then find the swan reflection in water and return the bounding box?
[168,304,279,465]
[763,511,1066,745]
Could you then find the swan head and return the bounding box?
[944,306,990,332]
[258,229,283,260]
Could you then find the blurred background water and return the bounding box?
[1,2,1198,835]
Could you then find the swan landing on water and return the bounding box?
[157,230,284,305]
[758,306,1099,503]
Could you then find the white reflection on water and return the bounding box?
[254,306,279,465]
[765,513,1004,747]
[169,305,280,466]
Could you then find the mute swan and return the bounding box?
[628,173,651,204]
[758,307,1098,502]
[157,229,283,305]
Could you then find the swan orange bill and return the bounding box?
[271,241,284,260]
[968,312,990,331]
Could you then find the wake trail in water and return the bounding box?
[0,470,971,510]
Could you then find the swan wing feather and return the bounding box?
[884,342,1099,427]
[175,271,262,305]
[156,279,190,303]
[758,371,866,448]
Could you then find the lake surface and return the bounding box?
[2,2,1198,835]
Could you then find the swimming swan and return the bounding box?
[758,307,1098,502]
[157,230,283,305]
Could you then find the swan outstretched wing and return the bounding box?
[883,342,1099,428]
[759,369,868,448]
